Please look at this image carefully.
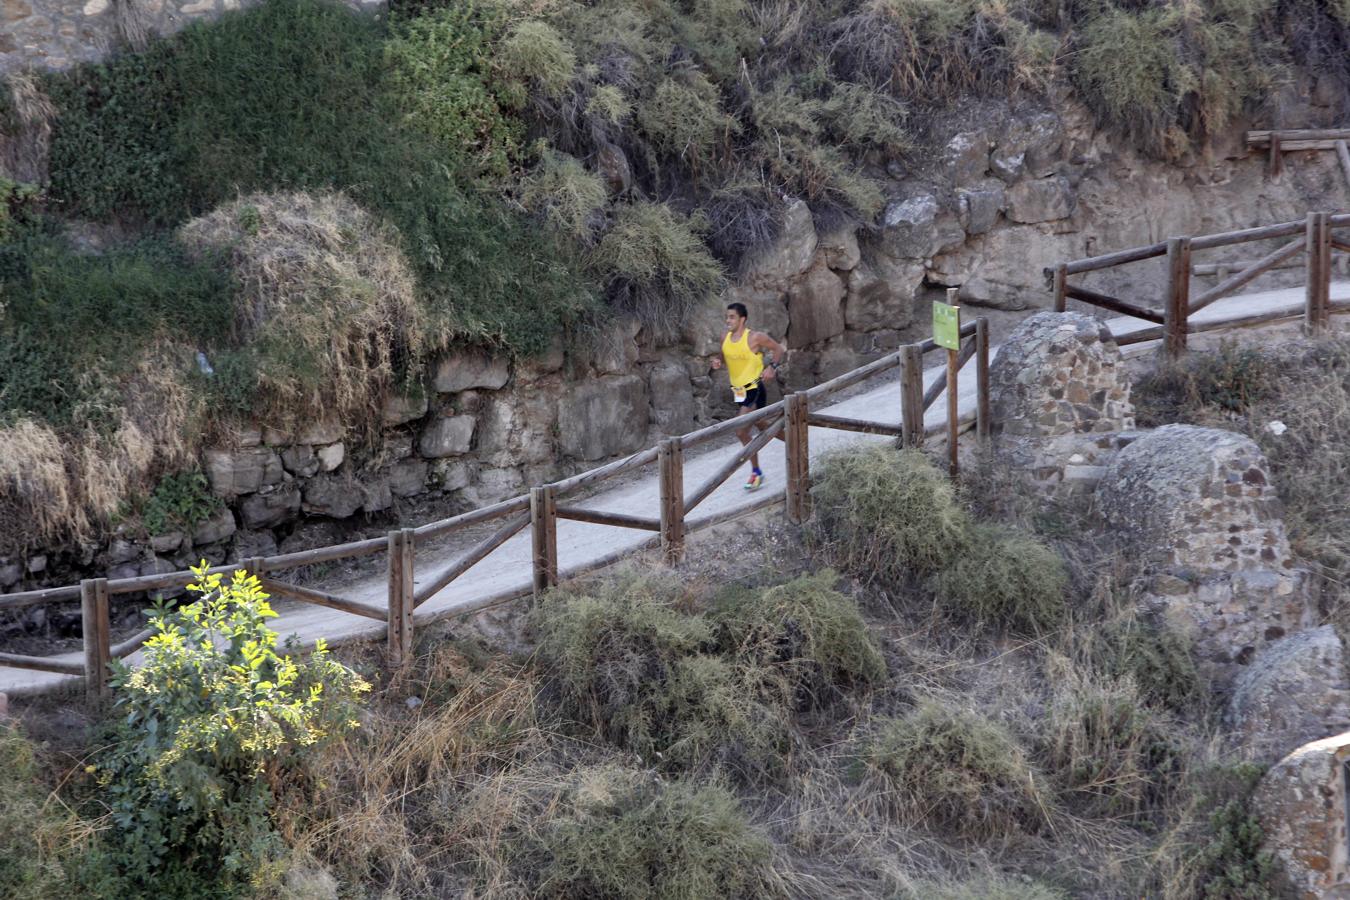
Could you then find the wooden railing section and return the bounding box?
[0,318,991,700]
[1049,211,1350,357]
[1247,128,1350,182]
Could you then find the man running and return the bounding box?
[710,302,789,490]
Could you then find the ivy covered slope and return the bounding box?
[4,0,1350,553]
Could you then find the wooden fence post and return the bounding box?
[81,578,110,704]
[530,485,558,596]
[658,439,685,564]
[1052,263,1068,313]
[1164,237,1191,359]
[1306,211,1331,334]
[1268,133,1282,178]
[785,392,811,524]
[900,343,925,448]
[386,529,414,667]
[976,317,991,444]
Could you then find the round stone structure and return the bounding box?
[988,311,1133,438]
[1094,424,1289,573]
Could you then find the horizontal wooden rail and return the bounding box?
[1332,239,1350,254]
[1114,325,1167,346]
[265,536,387,571]
[259,577,386,621]
[0,583,83,610]
[802,352,901,401]
[1190,220,1304,250]
[111,628,154,660]
[0,651,85,676]
[922,334,979,413]
[805,412,903,437]
[1064,241,1168,275]
[549,445,661,497]
[555,506,661,531]
[413,512,530,608]
[1064,285,1165,323]
[414,494,530,540]
[1189,238,1305,314]
[1248,128,1350,144]
[684,417,784,514]
[680,398,785,448]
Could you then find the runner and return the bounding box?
[710,302,789,490]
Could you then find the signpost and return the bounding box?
[933,290,962,478]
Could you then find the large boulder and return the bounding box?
[1254,732,1350,898]
[558,375,649,460]
[990,312,1133,438]
[418,415,475,458]
[786,263,847,348]
[649,362,696,435]
[878,194,941,259]
[1007,175,1075,224]
[844,252,923,333]
[381,392,429,427]
[740,199,818,290]
[303,474,365,519]
[943,129,991,184]
[238,484,301,530]
[1228,626,1350,764]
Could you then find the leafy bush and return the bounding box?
[862,701,1046,838]
[95,564,369,889]
[812,446,970,583]
[498,20,577,102]
[711,571,885,707]
[933,523,1067,633]
[1134,339,1276,426]
[532,575,786,775]
[1099,615,1205,712]
[383,3,523,179]
[1189,763,1281,900]
[520,149,609,241]
[139,470,222,537]
[637,73,740,173]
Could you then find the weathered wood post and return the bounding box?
[1164,236,1191,359]
[900,343,925,448]
[386,529,414,667]
[1052,263,1068,313]
[785,392,811,524]
[1306,211,1332,334]
[1268,133,1282,178]
[530,485,558,596]
[658,438,685,564]
[80,577,111,704]
[976,316,991,444]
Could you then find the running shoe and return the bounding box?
[744,470,764,491]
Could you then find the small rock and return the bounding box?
[149,532,183,555]
[239,485,301,530]
[943,130,990,183]
[192,507,237,546]
[405,696,423,710]
[432,350,511,394]
[25,554,46,574]
[316,442,345,472]
[281,444,320,478]
[381,392,429,427]
[1007,175,1075,224]
[418,415,476,458]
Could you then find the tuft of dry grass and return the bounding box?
[0,73,56,184]
[179,191,427,435]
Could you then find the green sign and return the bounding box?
[933,301,961,351]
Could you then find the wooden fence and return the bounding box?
[0,319,991,701]
[1048,211,1350,357]
[1247,128,1350,182]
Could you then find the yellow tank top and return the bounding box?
[721,329,764,391]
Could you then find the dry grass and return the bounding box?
[0,73,56,184]
[179,191,426,435]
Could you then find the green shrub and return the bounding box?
[933,523,1067,634]
[534,769,775,899]
[519,149,609,241]
[384,3,523,179]
[138,470,222,537]
[498,20,577,101]
[1100,615,1205,712]
[532,575,786,775]
[637,73,739,172]
[812,446,969,583]
[591,202,725,340]
[1190,763,1281,900]
[862,701,1046,838]
[711,571,885,706]
[95,563,369,889]
[1134,339,1276,427]
[1073,8,1186,151]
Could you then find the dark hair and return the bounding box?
[726,302,748,319]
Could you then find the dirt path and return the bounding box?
[7,282,1348,695]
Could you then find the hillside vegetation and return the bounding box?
[3,0,1350,550]
[0,445,1282,898]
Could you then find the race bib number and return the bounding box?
[733,386,747,403]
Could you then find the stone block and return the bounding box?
[845,252,923,333]
[557,375,648,460]
[229,529,278,563]
[819,228,861,271]
[149,532,184,555]
[958,186,1005,235]
[432,349,511,393]
[280,444,320,478]
[303,475,364,519]
[649,362,696,435]
[387,458,428,498]
[1007,175,1075,224]
[204,447,284,497]
[239,484,301,530]
[192,507,237,546]
[1229,626,1350,764]
[878,193,940,259]
[381,392,428,427]
[740,199,818,289]
[944,129,990,183]
[418,415,475,458]
[316,442,345,472]
[786,263,847,348]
